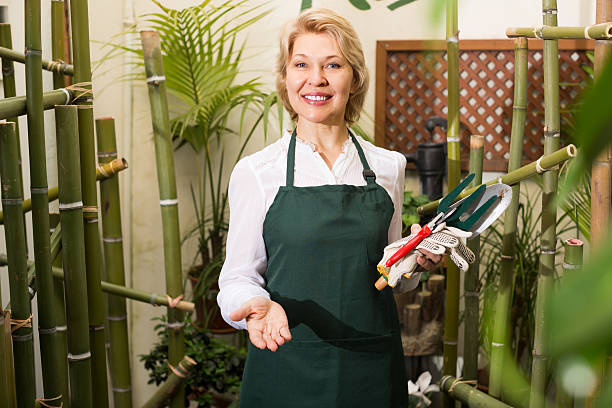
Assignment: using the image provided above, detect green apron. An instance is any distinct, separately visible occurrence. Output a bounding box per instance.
[240,129,407,407]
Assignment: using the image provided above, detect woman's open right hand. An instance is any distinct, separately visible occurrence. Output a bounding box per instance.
[230,296,292,351]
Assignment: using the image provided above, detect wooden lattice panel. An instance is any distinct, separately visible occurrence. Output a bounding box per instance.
[376,40,593,171]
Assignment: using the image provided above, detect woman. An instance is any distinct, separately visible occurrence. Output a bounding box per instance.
[217,8,440,407]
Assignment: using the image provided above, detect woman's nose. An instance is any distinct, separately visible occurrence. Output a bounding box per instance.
[307,67,328,86]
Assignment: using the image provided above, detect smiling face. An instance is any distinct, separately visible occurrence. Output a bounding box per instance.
[284,33,354,127]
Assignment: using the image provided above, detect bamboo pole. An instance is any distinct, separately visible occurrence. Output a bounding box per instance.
[141,30,186,408]
[55,105,93,406]
[49,213,70,408]
[0,157,128,224]
[440,376,512,408]
[444,2,461,403]
[0,88,71,120]
[529,1,561,406]
[555,238,583,408]
[1,255,196,313]
[69,1,109,399]
[0,308,18,408]
[506,23,612,39]
[0,45,73,75]
[97,117,133,407]
[591,1,610,390]
[463,135,484,383]
[488,37,529,399]
[142,356,197,408]
[417,144,577,215]
[24,0,63,402]
[0,122,37,407]
[51,0,66,90]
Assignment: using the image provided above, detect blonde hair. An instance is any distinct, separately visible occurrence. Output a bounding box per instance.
[276,8,369,126]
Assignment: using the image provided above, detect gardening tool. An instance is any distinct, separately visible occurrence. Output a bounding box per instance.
[375,176,512,290]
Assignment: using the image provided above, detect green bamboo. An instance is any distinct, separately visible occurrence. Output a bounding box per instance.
[529,1,561,406]
[1,254,196,313]
[51,0,66,90]
[24,0,63,402]
[0,158,128,224]
[69,0,109,399]
[463,134,484,383]
[444,2,461,405]
[0,45,73,75]
[440,376,512,408]
[0,308,18,408]
[97,117,133,407]
[555,239,583,408]
[488,37,529,400]
[141,30,185,408]
[506,23,612,39]
[142,356,197,408]
[0,122,36,407]
[49,213,70,408]
[417,144,577,215]
[0,88,71,120]
[55,105,93,406]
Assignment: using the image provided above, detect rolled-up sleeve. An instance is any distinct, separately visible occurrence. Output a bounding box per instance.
[217,159,270,330]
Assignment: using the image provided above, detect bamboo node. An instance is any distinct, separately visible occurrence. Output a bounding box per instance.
[1,198,22,205]
[38,326,58,335]
[90,324,105,331]
[167,321,185,330]
[444,340,458,346]
[491,341,505,348]
[60,88,71,104]
[59,200,83,211]
[24,48,42,56]
[169,363,188,378]
[112,386,132,393]
[107,315,127,321]
[56,325,67,332]
[103,236,123,243]
[448,377,477,393]
[31,186,49,194]
[97,151,117,159]
[10,314,32,333]
[35,395,63,408]
[542,8,557,15]
[146,75,166,85]
[541,248,556,255]
[501,254,513,260]
[67,351,91,362]
[166,294,184,308]
[464,291,479,297]
[447,136,460,143]
[160,198,178,206]
[563,262,581,270]
[544,130,560,138]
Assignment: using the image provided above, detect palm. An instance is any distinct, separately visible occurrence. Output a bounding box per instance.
[231,297,291,351]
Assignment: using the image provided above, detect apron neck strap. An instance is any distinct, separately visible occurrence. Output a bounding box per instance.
[286,128,376,187]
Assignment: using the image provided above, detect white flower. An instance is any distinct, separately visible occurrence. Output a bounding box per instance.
[408,371,440,407]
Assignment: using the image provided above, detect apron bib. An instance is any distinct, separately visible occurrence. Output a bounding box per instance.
[240,130,407,408]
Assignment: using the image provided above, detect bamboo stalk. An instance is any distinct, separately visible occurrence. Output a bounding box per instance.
[529,1,561,406]
[463,135,484,383]
[51,0,66,90]
[555,238,584,408]
[417,144,577,215]
[0,45,73,75]
[0,157,128,224]
[0,122,37,407]
[24,0,63,402]
[444,2,461,404]
[141,30,186,408]
[506,23,612,39]
[142,356,197,408]
[1,255,196,313]
[0,308,18,408]
[0,88,71,120]
[97,117,133,407]
[440,376,512,408]
[55,105,93,406]
[488,37,529,400]
[49,213,70,408]
[69,0,109,399]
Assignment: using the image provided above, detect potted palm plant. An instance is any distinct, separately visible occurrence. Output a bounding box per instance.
[111,0,282,330]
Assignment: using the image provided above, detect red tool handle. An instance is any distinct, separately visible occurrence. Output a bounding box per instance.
[385,225,432,267]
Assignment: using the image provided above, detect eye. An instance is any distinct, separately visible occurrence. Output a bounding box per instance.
[326,63,341,69]
[295,62,306,68]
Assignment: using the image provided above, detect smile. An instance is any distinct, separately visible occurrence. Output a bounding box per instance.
[303,95,331,101]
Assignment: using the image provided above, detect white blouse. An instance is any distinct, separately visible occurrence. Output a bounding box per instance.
[217,130,420,330]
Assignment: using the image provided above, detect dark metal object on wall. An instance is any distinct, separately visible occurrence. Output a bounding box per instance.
[404,116,447,200]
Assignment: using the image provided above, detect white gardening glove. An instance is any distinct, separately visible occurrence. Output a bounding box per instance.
[377,223,476,288]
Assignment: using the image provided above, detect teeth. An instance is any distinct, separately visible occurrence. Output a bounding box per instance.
[304,95,329,101]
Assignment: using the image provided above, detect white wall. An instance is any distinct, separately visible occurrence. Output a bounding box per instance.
[0,0,595,405]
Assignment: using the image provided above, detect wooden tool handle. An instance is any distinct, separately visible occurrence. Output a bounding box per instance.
[385,225,431,267]
[375,276,388,291]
